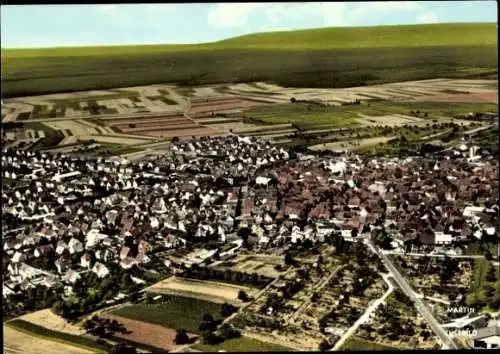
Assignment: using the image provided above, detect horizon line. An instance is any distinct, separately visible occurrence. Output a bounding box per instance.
[1,21,495,51]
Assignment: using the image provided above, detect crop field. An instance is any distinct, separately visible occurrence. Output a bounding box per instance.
[309,136,396,152]
[2,23,496,97]
[145,276,258,304]
[192,336,294,352]
[99,314,175,352]
[235,98,498,131]
[109,294,223,333]
[226,78,498,106]
[3,324,97,354]
[18,309,85,336]
[188,97,268,117]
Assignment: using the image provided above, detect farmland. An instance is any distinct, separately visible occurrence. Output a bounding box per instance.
[109,293,223,333]
[2,23,497,97]
[3,324,97,354]
[98,313,175,352]
[145,276,258,304]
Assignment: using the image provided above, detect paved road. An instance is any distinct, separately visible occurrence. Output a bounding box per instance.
[367,240,459,349]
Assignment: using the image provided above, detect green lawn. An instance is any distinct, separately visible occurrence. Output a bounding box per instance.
[1,23,496,97]
[192,336,294,352]
[110,294,223,333]
[340,336,398,351]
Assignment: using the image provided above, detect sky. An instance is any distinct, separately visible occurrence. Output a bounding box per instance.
[1,1,497,48]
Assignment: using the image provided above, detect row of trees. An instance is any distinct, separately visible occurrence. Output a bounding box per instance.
[182,265,272,289]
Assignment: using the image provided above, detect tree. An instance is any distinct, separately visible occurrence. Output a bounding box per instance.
[175,328,190,345]
[486,266,497,282]
[238,290,249,302]
[484,284,496,298]
[485,249,493,261]
[201,330,220,345]
[218,323,241,340]
[319,340,332,351]
[284,252,295,266]
[290,97,297,103]
[221,303,237,317]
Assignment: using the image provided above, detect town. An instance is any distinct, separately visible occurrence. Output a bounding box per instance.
[2,133,499,352]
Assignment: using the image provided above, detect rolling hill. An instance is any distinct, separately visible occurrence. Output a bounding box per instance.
[1,22,497,97]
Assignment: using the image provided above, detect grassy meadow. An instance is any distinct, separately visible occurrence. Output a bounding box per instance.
[109,294,223,333]
[1,23,497,97]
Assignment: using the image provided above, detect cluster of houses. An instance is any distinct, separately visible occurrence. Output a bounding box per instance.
[1,137,498,304]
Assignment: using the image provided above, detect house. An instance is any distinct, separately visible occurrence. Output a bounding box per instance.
[120,257,137,269]
[68,238,84,254]
[92,262,110,278]
[62,270,81,284]
[81,253,92,268]
[56,240,69,255]
[12,251,25,263]
[34,244,55,258]
[474,325,500,349]
[120,246,131,260]
[434,231,453,245]
[54,257,70,273]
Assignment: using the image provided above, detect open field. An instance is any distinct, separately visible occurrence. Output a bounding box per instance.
[213,255,287,279]
[3,325,97,354]
[99,314,175,352]
[18,309,85,336]
[4,320,112,353]
[192,336,294,352]
[2,23,496,97]
[145,276,258,303]
[413,91,498,104]
[309,136,395,152]
[109,294,223,333]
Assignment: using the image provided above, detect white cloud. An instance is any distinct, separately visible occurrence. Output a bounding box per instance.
[417,11,439,24]
[207,2,346,29]
[97,5,118,13]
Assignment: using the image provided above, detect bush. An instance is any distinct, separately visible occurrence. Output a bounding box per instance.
[175,328,190,345]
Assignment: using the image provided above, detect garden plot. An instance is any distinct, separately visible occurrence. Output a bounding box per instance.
[145,277,258,304]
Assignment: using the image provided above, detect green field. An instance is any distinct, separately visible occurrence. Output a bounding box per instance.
[1,23,497,97]
[109,294,223,333]
[340,336,398,351]
[237,101,498,130]
[192,336,294,352]
[6,319,111,353]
